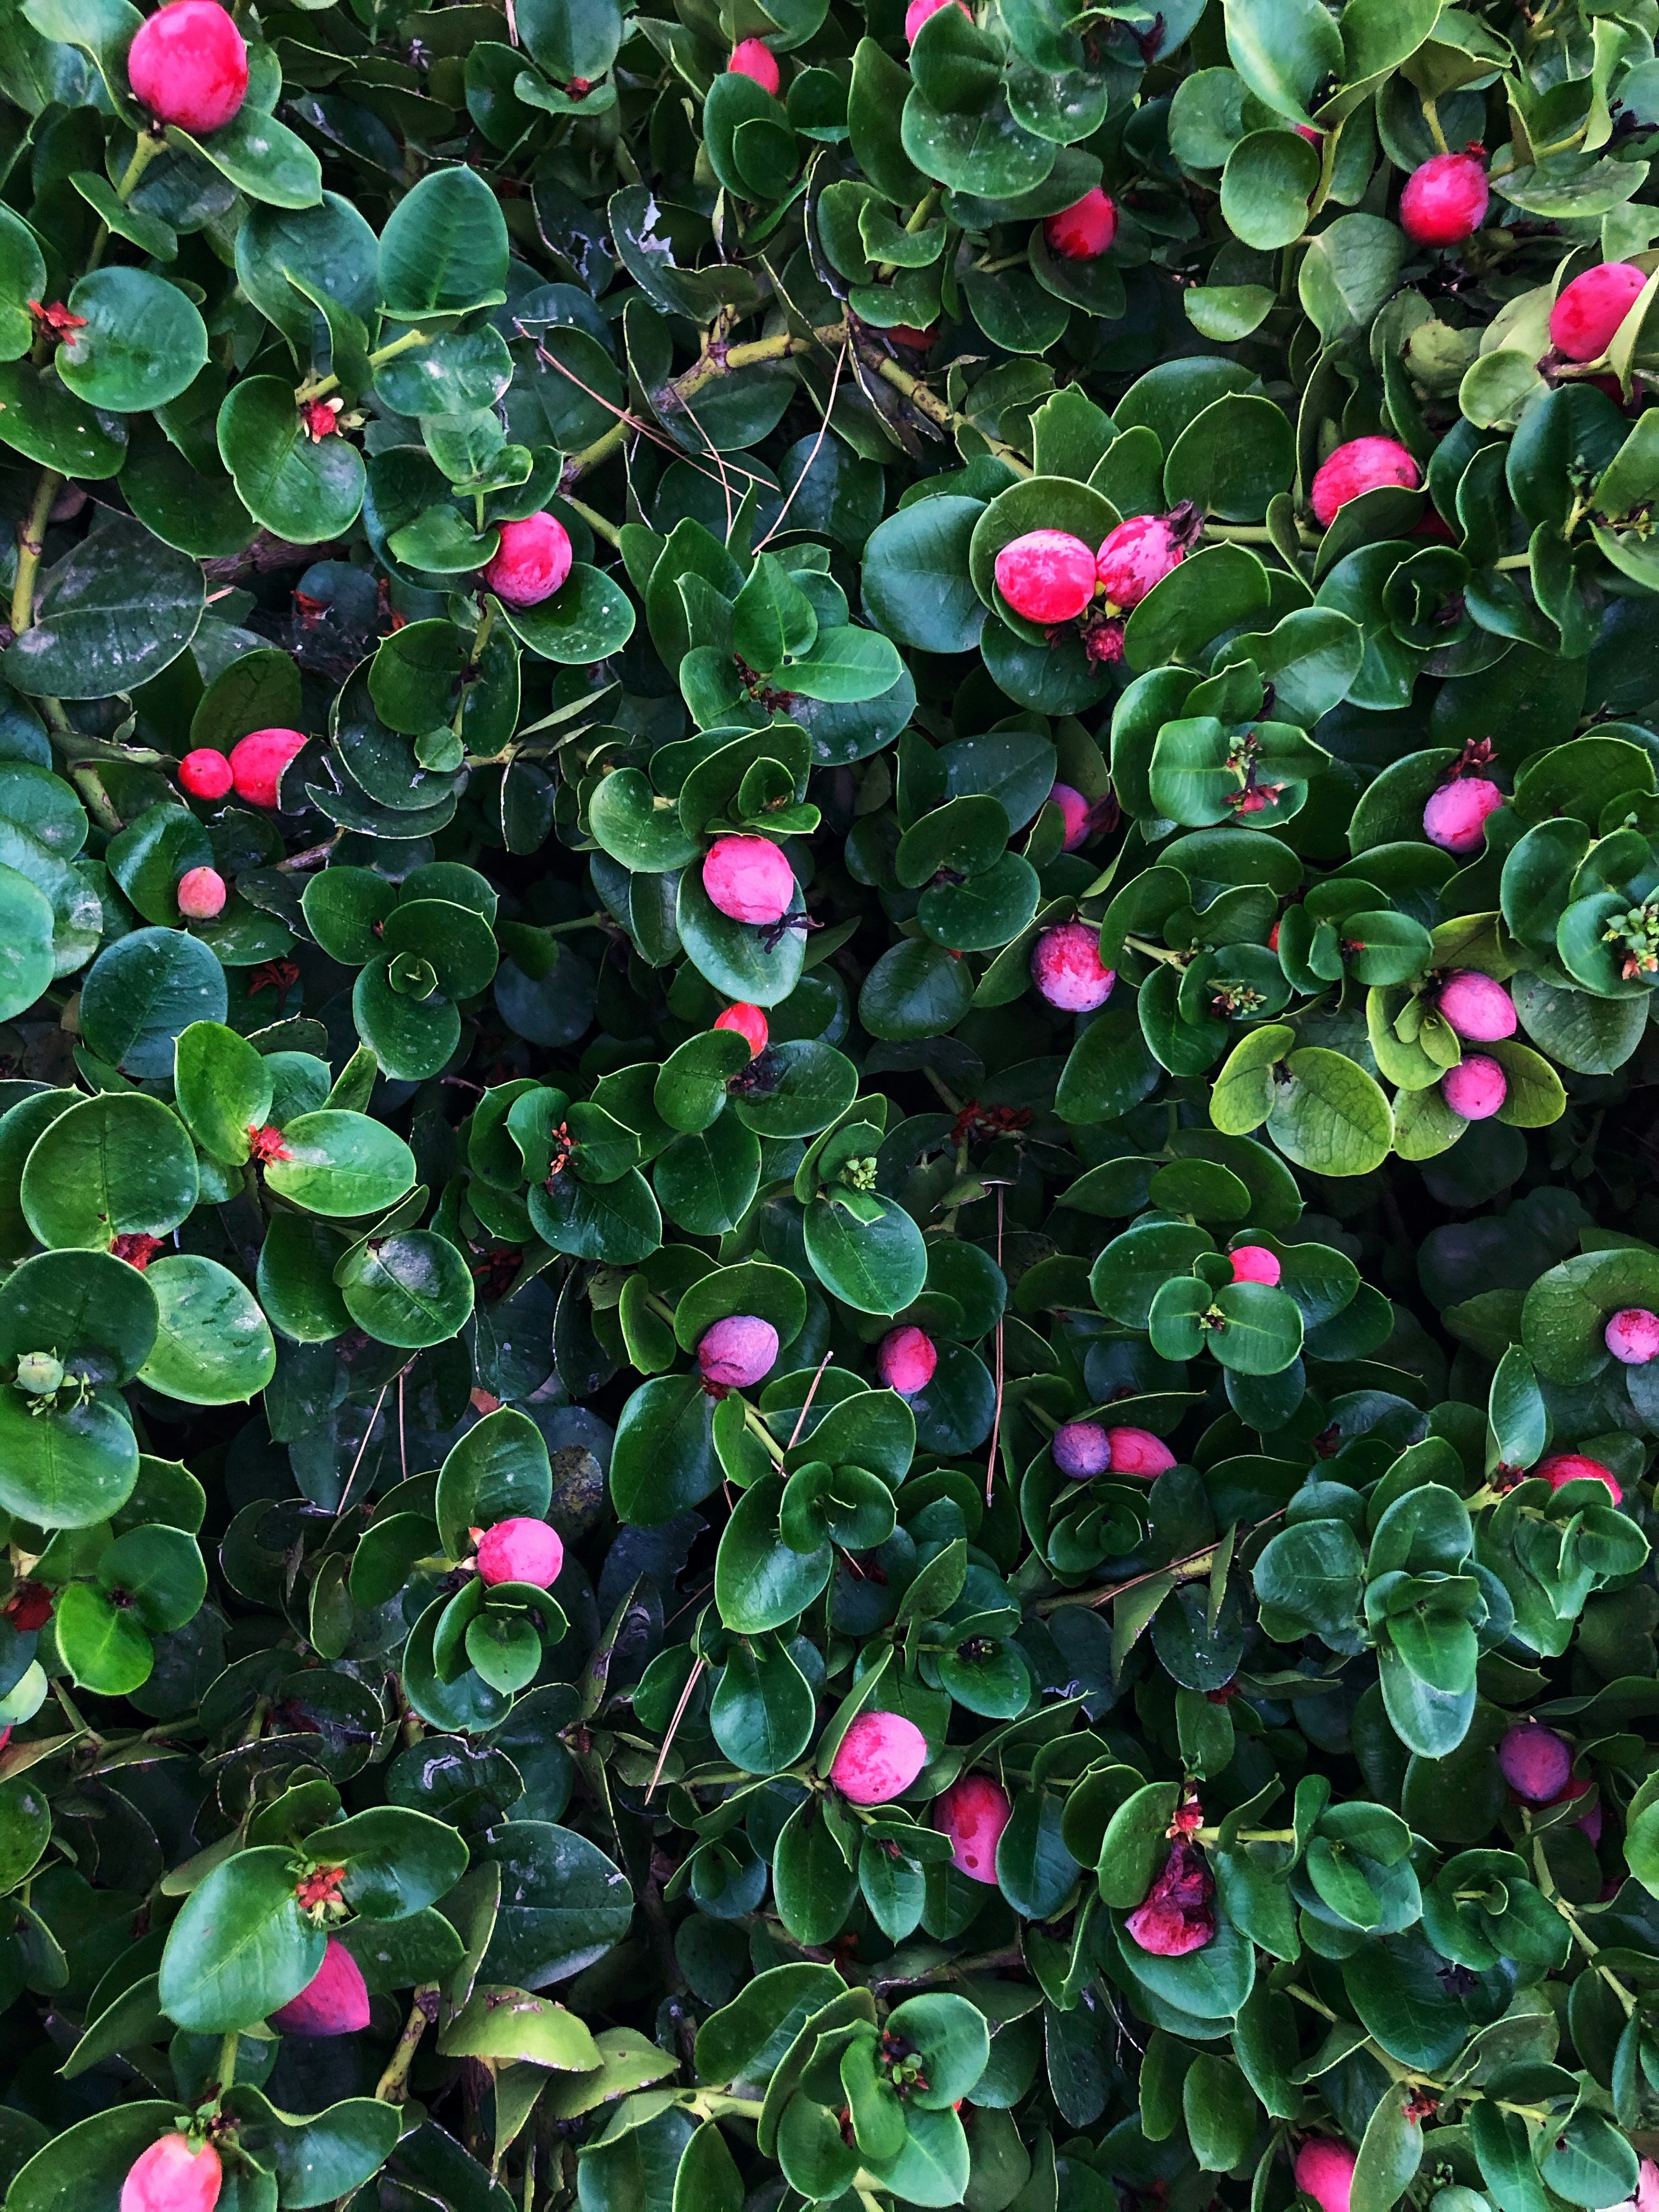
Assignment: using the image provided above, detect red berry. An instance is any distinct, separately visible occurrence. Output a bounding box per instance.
[1125,1838,1215,1956]
[1295,2141,1356,2212]
[1053,1420,1110,1478]
[482,513,573,607]
[1498,1721,1572,1803]
[1031,921,1115,1012]
[697,1314,778,1389]
[1537,1451,1622,1503]
[121,2136,223,2212]
[1309,436,1421,527]
[127,2,248,135]
[176,866,226,921]
[1442,1054,1506,1120]
[1047,783,1092,851]
[1550,263,1647,363]
[728,37,779,91]
[905,0,971,38]
[1295,125,1323,146]
[702,834,795,926]
[1398,151,1488,247]
[1437,970,1515,1041]
[877,1325,936,1396]
[713,1002,768,1057]
[1558,1776,1604,1847]
[994,529,1097,624]
[1229,1244,1280,1286]
[1095,506,1200,610]
[830,1710,928,1804]
[229,726,306,810]
[1107,1425,1176,1476]
[1606,1308,1659,1365]
[178,748,233,801]
[270,1938,371,2036]
[1423,776,1503,855]
[476,1517,563,1588]
[933,1774,1012,1882]
[1043,188,1117,261]
[886,323,939,349]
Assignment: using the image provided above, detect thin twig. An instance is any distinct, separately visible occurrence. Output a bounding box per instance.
[987,1183,1006,1507]
[1032,1508,1288,1616]
[757,342,848,552]
[786,1349,836,1449]
[646,1655,707,1800]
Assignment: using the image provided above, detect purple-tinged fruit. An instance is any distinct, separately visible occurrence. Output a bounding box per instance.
[1031,922,1115,1012]
[1423,777,1504,855]
[702,834,795,926]
[1125,1838,1215,1955]
[1442,1054,1506,1120]
[1053,1420,1111,1478]
[1295,2140,1357,2212]
[1108,1426,1176,1476]
[933,1774,1012,1881]
[830,1710,928,1804]
[877,1325,936,1396]
[1498,1721,1572,1804]
[1437,970,1516,1041]
[270,1938,371,2035]
[1606,1308,1659,1365]
[696,1314,779,1391]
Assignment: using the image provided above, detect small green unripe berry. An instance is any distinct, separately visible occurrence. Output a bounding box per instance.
[14,1352,62,1396]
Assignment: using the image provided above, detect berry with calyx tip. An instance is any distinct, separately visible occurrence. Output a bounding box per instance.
[229,727,306,809]
[127,2,248,135]
[1053,1420,1110,1478]
[714,1002,768,1057]
[121,2135,223,2212]
[1498,1720,1572,1803]
[877,1325,936,1396]
[177,866,226,921]
[178,748,233,802]
[1442,1054,1506,1120]
[1437,970,1516,1041]
[1400,151,1489,247]
[703,834,795,926]
[13,1352,61,1396]
[1049,783,1092,850]
[1231,1245,1281,1286]
[1295,2140,1357,2212]
[727,36,779,91]
[482,513,573,607]
[1125,1838,1215,1955]
[1095,504,1202,610]
[697,1314,779,1390]
[1043,188,1118,261]
[994,529,1097,624]
[1550,263,1647,362]
[905,0,970,40]
[1423,776,1504,855]
[1310,436,1421,527]
[1031,922,1115,1012]
[1607,1307,1659,1365]
[476,1517,563,1588]
[270,1937,371,2035]
[1108,1425,1177,1476]
[1537,1451,1622,1503]
[933,1774,1012,1882]
[830,1709,928,1804]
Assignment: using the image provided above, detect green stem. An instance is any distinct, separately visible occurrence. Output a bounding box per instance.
[10,469,61,637]
[1493,552,1532,570]
[453,603,497,736]
[217,2032,240,2092]
[375,1985,441,2101]
[563,416,630,486]
[563,493,623,549]
[1206,520,1319,548]
[298,325,431,406]
[116,130,166,201]
[1532,1833,1637,2016]
[743,1402,787,1463]
[1422,97,1450,155]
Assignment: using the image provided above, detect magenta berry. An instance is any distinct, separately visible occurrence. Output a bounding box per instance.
[1537,1451,1622,1503]
[1094,506,1200,610]
[727,37,780,91]
[905,0,970,40]
[1550,263,1647,362]
[127,1,249,135]
[1423,776,1504,855]
[933,1773,1012,1882]
[229,727,306,810]
[1125,1838,1215,1956]
[1295,2140,1357,2212]
[1230,1244,1281,1286]
[1442,1054,1506,1121]
[713,1001,768,1057]
[476,1516,563,1588]
[1053,1420,1110,1479]
[1399,151,1489,247]
[1437,970,1516,1041]
[1606,1307,1659,1365]
[1309,436,1421,527]
[696,1314,778,1390]
[121,2137,223,2212]
[178,748,233,802]
[1031,922,1115,1012]
[482,514,573,607]
[1560,1776,1603,1847]
[176,866,227,921]
[877,1325,936,1396]
[994,529,1097,624]
[1048,783,1092,851]
[270,1937,371,2035]
[830,1709,928,1804]
[1498,1720,1573,1804]
[1108,1425,1176,1477]
[702,834,795,926]
[1043,189,1118,261]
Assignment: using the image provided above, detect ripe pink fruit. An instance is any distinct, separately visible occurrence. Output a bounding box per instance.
[696,1313,779,1390]
[178,748,233,802]
[994,530,1097,624]
[1498,1720,1572,1803]
[229,727,306,810]
[476,1517,563,1588]
[127,2,249,135]
[877,1325,936,1396]
[1125,1838,1215,1956]
[1031,922,1115,1012]
[1108,1426,1176,1477]
[1399,151,1489,247]
[1048,783,1092,851]
[1094,505,1201,610]
[1550,263,1647,362]
[270,1937,371,2035]
[728,36,780,91]
[702,834,795,926]
[1442,1054,1506,1120]
[1309,436,1421,527]
[1607,1307,1659,1365]
[1423,777,1504,855]
[121,2135,223,2212]
[1537,1451,1622,1503]
[713,1002,768,1057]
[905,0,970,40]
[830,1709,928,1804]
[1230,1245,1280,1286]
[1043,189,1118,261]
[176,866,226,921]
[933,1773,1012,1882]
[1295,2140,1357,2212]
[482,513,573,607]
[1437,970,1516,1041]
[1053,1420,1110,1478]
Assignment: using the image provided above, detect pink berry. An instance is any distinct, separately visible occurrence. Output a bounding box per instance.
[696,1313,779,1390]
[1031,921,1115,1012]
[702,834,795,926]
[1053,1420,1110,1479]
[1048,783,1092,851]
[1558,1776,1603,1847]
[1537,1452,1623,1504]
[1043,189,1118,261]
[830,1709,928,1804]
[1442,1054,1506,1121]
[713,1002,768,1057]
[176,866,226,921]
[933,1774,1012,1882]
[228,727,306,810]
[1230,1245,1280,1286]
[1399,151,1489,247]
[127,1,248,135]
[1295,125,1323,146]
[1309,436,1421,528]
[482,513,573,607]
[269,1938,371,2035]
[728,36,779,91]
[1094,506,1201,610]
[1437,970,1516,1041]
[1295,2141,1357,2212]
[1125,1838,1215,1956]
[121,2136,223,2212]
[994,529,1097,624]
[178,748,233,802]
[1606,1308,1659,1365]
[1108,1425,1176,1477]
[1423,776,1504,855]
[877,1325,936,1396]
[905,0,970,40]
[1550,263,1647,363]
[1498,1721,1572,1804]
[476,1517,563,1588]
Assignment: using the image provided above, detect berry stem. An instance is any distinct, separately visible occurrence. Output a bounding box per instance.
[1421,97,1450,154]
[297,325,432,407]
[116,129,166,203]
[10,467,60,637]
[216,2031,239,2091]
[1205,519,1318,546]
[562,492,623,549]
[374,1984,441,2102]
